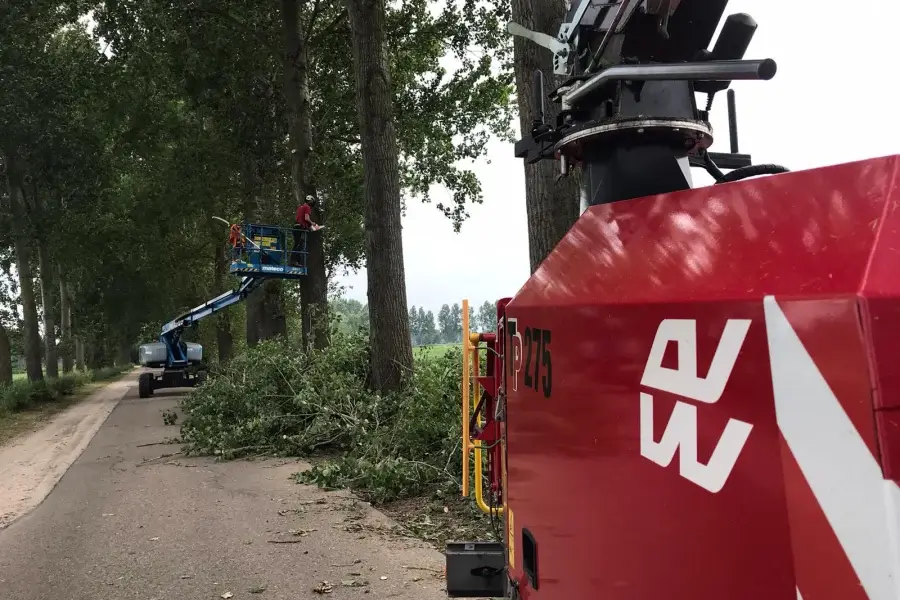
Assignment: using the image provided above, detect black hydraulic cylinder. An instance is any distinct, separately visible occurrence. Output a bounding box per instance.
[531,70,545,129]
[728,88,739,153]
[711,13,758,61]
[695,13,759,94]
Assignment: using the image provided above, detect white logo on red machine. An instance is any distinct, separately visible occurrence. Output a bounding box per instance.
[506,318,524,392]
[639,319,754,493]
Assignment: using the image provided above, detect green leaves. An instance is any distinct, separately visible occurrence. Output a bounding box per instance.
[179,332,465,504]
[1,0,516,360]
[388,0,515,230]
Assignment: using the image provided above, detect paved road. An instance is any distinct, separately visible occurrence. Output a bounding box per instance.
[0,373,446,600]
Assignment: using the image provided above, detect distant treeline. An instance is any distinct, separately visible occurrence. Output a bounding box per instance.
[330,298,497,346]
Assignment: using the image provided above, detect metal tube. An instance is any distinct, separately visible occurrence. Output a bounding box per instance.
[461,299,471,499]
[727,88,739,153]
[563,58,777,109]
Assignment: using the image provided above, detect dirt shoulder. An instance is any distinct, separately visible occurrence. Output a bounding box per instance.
[0,371,135,529]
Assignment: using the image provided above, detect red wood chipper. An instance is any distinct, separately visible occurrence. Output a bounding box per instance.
[445,2,900,599]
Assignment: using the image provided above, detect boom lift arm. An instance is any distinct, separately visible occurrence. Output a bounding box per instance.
[137,276,265,398]
[138,221,309,399]
[159,276,265,367]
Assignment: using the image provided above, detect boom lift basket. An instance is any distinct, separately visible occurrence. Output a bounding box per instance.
[229,222,309,279]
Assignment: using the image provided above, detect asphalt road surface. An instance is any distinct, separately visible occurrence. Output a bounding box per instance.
[0,371,447,600]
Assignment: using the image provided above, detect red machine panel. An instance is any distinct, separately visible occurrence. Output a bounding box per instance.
[502,156,900,600]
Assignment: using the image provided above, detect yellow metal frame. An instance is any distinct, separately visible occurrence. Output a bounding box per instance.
[461,298,504,516]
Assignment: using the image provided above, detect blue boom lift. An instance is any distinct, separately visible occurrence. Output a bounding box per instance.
[137,222,310,399]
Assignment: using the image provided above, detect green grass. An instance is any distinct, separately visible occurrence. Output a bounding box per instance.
[413,343,461,359]
[0,366,133,446]
[0,383,101,446]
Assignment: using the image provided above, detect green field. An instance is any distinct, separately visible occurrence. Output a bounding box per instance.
[413,343,461,359]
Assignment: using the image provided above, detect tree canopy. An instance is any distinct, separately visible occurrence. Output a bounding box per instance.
[0,0,515,383]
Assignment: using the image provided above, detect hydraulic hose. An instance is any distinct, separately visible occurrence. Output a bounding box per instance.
[715,164,790,184]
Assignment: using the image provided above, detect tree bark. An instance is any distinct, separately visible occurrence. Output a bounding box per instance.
[75,336,85,371]
[0,321,12,386]
[257,280,287,342]
[511,0,581,272]
[242,156,262,346]
[116,341,132,366]
[214,241,234,362]
[241,155,288,346]
[58,264,73,372]
[281,0,330,351]
[37,244,58,377]
[4,151,43,382]
[345,0,413,392]
[31,187,59,379]
[87,339,103,370]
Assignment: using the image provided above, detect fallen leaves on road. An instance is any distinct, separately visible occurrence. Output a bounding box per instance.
[313,581,334,594]
[137,452,183,467]
[221,592,234,599]
[331,559,363,567]
[341,579,369,588]
[404,565,443,574]
[248,584,268,593]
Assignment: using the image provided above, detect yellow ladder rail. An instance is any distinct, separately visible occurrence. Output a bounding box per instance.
[461,299,503,516]
[462,299,471,498]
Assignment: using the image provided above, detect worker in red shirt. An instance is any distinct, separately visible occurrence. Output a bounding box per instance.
[295,195,319,230]
[291,195,320,266]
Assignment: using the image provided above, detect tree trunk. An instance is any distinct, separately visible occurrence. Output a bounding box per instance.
[87,339,103,370]
[242,157,262,346]
[37,244,59,378]
[214,241,234,362]
[300,217,329,350]
[58,264,73,372]
[5,152,43,382]
[241,156,287,346]
[116,341,131,366]
[32,186,59,379]
[511,0,581,272]
[281,0,330,351]
[75,337,85,371]
[345,0,413,392]
[0,321,12,386]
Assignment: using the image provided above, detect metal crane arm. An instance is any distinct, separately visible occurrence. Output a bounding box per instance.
[161,276,264,336]
[159,276,265,367]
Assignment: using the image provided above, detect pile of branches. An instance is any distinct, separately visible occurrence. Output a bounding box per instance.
[179,335,464,503]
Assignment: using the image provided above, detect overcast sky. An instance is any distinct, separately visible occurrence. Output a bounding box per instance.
[336,0,900,314]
